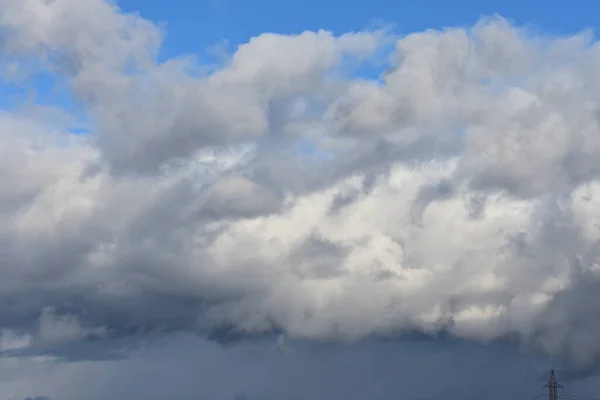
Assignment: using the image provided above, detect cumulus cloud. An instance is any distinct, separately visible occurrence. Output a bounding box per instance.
[2,0,600,377]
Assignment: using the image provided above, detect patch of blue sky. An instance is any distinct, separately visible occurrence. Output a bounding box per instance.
[295,136,336,161]
[118,0,600,66]
[0,58,89,134]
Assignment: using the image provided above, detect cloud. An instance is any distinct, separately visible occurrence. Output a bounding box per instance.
[2,0,600,378]
[36,307,106,346]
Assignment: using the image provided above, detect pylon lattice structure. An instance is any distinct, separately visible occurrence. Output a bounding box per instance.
[544,370,563,400]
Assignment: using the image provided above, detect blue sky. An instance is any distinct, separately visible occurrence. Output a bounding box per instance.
[118,0,600,62]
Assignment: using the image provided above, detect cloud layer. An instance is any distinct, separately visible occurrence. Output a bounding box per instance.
[2,0,600,375]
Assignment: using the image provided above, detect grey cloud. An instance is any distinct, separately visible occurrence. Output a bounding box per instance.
[3,0,600,380]
[410,178,455,224]
[199,174,285,219]
[36,307,106,347]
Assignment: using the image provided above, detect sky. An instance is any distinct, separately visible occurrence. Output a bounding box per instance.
[4,0,600,399]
